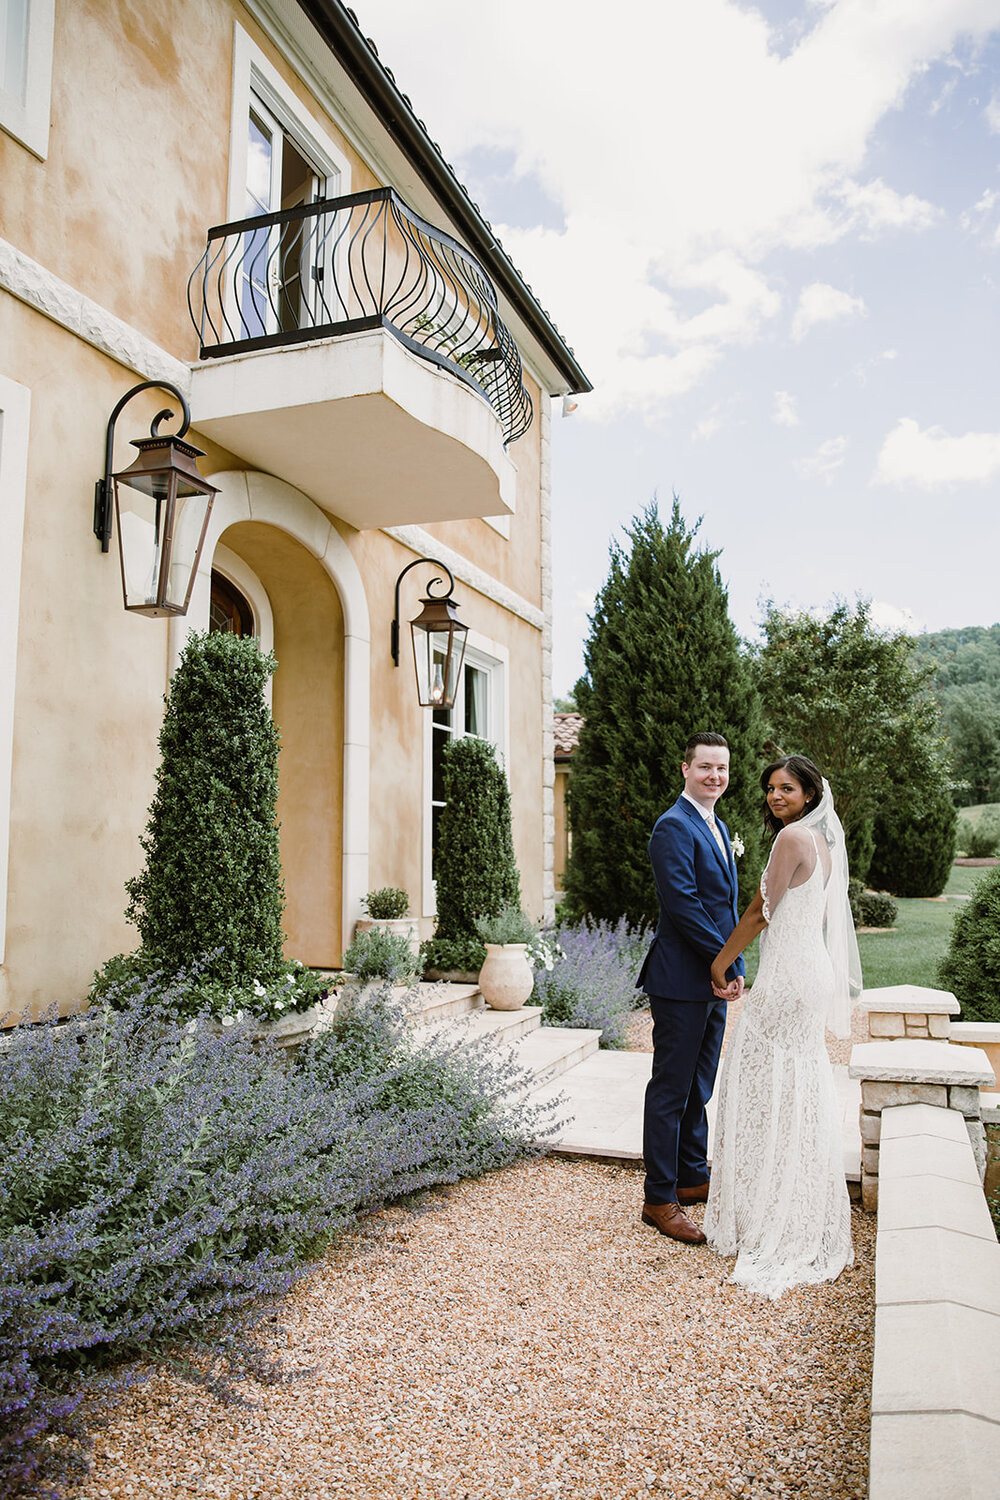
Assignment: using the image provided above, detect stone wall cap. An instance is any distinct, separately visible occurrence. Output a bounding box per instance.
[951,1022,1000,1042]
[859,986,960,1016]
[981,1091,1000,1125]
[878,1102,972,1143]
[849,1039,994,1086]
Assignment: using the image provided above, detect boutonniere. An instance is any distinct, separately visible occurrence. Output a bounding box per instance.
[731,833,745,860]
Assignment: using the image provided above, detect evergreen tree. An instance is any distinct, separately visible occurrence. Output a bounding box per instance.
[563,499,765,926]
[939,864,1000,1022]
[125,631,286,982]
[868,780,957,897]
[756,600,947,882]
[433,736,521,943]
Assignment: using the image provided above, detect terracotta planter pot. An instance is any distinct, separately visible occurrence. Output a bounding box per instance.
[477,943,534,1011]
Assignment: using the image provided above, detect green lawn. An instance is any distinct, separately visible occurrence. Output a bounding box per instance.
[957,802,1000,828]
[945,863,994,898]
[740,861,990,993]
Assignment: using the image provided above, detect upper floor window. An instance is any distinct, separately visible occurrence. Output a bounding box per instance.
[241,95,328,340]
[0,0,53,158]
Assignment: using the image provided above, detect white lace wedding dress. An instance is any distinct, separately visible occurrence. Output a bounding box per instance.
[703,833,854,1299]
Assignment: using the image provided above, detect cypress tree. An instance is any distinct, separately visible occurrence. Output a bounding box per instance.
[563,499,764,926]
[125,630,286,982]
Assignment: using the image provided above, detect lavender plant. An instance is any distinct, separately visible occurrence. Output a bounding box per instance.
[531,916,652,1049]
[0,981,551,1497]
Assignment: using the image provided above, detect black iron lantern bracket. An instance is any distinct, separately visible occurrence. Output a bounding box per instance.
[93,380,191,552]
[390,556,458,666]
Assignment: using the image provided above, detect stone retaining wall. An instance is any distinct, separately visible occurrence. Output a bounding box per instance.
[868,1102,1000,1499]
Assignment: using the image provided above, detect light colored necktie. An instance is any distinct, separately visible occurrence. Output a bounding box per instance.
[707,814,726,858]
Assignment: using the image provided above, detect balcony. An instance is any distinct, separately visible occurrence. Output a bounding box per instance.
[186,188,532,529]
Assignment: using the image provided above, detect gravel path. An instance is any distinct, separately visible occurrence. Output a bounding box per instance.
[75,1158,874,1500]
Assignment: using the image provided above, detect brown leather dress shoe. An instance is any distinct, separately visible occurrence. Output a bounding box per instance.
[677,1180,710,1204]
[641,1201,707,1245]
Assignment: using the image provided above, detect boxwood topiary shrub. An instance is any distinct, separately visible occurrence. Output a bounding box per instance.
[431,736,521,953]
[939,864,1000,1022]
[858,891,898,928]
[91,631,313,1023]
[868,785,957,898]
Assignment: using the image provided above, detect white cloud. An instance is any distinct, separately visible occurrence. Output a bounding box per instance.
[795,435,848,482]
[353,0,997,417]
[852,348,898,386]
[791,282,866,341]
[874,416,1000,488]
[692,407,726,442]
[986,93,1000,132]
[773,391,800,427]
[961,187,1000,245]
[870,600,927,635]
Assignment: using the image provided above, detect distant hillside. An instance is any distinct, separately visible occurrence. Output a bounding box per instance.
[910,625,1000,804]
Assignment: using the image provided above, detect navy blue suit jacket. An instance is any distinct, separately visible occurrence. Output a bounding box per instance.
[637,795,744,1002]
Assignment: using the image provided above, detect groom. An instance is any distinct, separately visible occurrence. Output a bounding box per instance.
[636,732,744,1245]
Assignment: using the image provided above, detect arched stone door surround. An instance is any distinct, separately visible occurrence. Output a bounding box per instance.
[168,471,370,944]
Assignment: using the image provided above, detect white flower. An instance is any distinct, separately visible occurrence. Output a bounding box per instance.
[253,980,267,997]
[236,1010,246,1021]
[274,1000,286,1012]
[732,833,745,860]
[185,1020,198,1034]
[285,973,296,986]
[221,1016,235,1027]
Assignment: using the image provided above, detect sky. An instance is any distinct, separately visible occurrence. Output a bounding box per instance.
[352,0,1000,697]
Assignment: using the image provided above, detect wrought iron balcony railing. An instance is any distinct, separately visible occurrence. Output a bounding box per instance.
[188,186,533,446]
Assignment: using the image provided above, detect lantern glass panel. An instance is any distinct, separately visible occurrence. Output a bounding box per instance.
[116,472,173,611]
[164,484,214,611]
[412,624,467,708]
[115,470,214,616]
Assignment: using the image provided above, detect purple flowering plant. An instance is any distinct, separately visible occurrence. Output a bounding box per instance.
[0,979,552,1496]
[530,916,652,1048]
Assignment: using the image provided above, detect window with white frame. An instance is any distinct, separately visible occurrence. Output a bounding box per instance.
[0,0,54,158]
[423,640,508,916]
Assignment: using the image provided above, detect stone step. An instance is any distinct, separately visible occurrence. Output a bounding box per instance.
[409,981,484,1026]
[515,1024,602,1090]
[413,1003,545,1053]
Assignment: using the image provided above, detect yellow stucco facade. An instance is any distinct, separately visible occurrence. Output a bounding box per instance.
[0,0,585,1019]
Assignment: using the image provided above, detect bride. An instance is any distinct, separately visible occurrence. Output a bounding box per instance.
[703,755,862,1299]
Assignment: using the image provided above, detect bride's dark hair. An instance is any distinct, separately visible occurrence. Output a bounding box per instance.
[760,755,825,838]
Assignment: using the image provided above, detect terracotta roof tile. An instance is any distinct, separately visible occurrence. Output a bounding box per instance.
[553,712,583,759]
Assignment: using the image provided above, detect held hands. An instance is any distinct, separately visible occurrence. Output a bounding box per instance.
[711,960,743,1001]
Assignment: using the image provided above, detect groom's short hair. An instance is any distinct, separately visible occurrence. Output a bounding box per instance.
[684,731,729,759]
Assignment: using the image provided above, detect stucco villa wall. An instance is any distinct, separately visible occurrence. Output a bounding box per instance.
[0,0,382,366]
[2,0,553,1015]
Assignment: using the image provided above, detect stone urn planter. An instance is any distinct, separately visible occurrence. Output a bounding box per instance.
[354,915,420,958]
[478,943,534,1011]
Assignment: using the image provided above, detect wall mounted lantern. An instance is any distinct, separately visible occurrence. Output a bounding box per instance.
[93,380,218,617]
[391,557,469,709]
